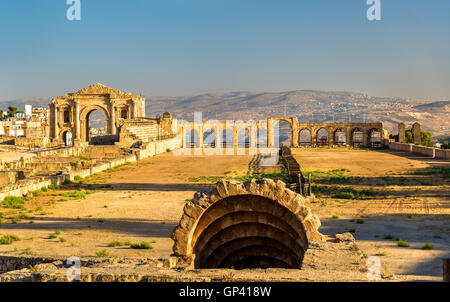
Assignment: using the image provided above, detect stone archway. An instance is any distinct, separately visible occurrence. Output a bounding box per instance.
[171,179,324,269]
[79,105,110,142]
[49,83,146,144]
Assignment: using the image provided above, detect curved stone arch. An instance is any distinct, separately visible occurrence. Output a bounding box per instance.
[297,128,312,146]
[59,127,74,146]
[333,127,347,146]
[184,127,200,148]
[270,118,294,147]
[50,84,146,143]
[79,104,111,142]
[316,127,329,146]
[350,127,364,147]
[202,128,216,147]
[171,179,324,269]
[368,127,382,147]
[256,127,268,147]
[59,126,73,140]
[236,127,251,147]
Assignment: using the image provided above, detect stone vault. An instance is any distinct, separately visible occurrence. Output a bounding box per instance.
[171,179,324,269]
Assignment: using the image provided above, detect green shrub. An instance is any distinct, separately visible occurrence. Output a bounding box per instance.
[384,234,394,240]
[331,215,340,219]
[397,239,410,247]
[107,240,124,247]
[31,190,41,197]
[2,196,27,209]
[95,249,110,257]
[74,176,83,182]
[130,242,153,249]
[331,192,355,199]
[63,179,72,185]
[48,231,61,239]
[359,189,378,197]
[22,248,33,255]
[0,235,21,245]
[166,148,171,152]
[421,243,434,250]
[355,219,365,224]
[48,184,60,190]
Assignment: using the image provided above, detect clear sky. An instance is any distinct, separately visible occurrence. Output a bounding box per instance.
[1,0,449,100]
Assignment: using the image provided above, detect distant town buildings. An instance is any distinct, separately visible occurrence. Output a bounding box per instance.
[0,105,49,137]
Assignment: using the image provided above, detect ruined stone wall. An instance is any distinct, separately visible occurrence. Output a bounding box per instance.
[135,137,178,160]
[412,145,436,157]
[389,142,450,159]
[0,152,137,201]
[0,172,18,186]
[435,149,450,160]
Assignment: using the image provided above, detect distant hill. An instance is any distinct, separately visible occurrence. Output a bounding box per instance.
[1,90,448,137]
[413,101,450,111]
[146,90,449,137]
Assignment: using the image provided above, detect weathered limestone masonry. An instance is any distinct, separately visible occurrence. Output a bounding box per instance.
[172,179,324,269]
[390,122,450,159]
[398,122,406,143]
[0,136,179,201]
[49,83,146,144]
[0,151,136,201]
[389,142,450,159]
[0,236,369,281]
[179,119,387,148]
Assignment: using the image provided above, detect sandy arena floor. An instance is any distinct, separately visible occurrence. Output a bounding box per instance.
[0,148,448,281]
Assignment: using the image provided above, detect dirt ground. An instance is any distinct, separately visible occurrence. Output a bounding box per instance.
[0,148,449,281]
[292,148,450,281]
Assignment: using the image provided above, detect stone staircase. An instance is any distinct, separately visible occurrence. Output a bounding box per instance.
[119,120,174,148]
[280,146,307,195]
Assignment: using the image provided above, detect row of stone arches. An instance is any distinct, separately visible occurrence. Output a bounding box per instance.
[186,128,269,148]
[182,125,383,148]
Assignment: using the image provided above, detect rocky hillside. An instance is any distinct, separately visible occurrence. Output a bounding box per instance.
[147,91,449,137]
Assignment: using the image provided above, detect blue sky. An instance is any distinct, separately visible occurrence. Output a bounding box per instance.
[1,0,449,100]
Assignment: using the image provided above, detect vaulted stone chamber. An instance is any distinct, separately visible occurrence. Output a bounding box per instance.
[171,179,324,269]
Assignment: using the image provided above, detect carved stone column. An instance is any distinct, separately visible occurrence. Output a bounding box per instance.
[74,100,80,140]
[398,123,406,143]
[53,104,59,139]
[111,102,116,135]
[412,122,421,145]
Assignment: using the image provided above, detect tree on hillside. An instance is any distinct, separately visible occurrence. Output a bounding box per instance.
[0,110,4,121]
[405,129,433,147]
[420,130,433,147]
[7,106,18,117]
[441,141,450,149]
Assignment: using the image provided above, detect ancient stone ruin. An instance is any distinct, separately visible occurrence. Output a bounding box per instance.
[171,179,324,269]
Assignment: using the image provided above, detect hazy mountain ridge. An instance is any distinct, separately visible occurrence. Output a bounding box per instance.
[147,90,448,137]
[1,90,448,137]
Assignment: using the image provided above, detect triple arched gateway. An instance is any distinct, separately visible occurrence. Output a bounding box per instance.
[49,83,146,145]
[171,179,324,269]
[178,117,386,148]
